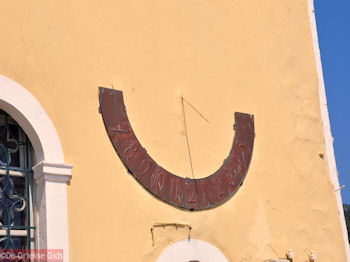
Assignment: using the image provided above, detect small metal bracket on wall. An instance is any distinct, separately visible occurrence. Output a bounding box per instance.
[150,223,192,246]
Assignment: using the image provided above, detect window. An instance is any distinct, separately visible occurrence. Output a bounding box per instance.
[157,239,229,262]
[0,110,35,250]
[0,75,72,261]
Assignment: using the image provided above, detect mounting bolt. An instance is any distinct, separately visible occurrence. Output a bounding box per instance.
[310,251,316,262]
[286,249,294,261]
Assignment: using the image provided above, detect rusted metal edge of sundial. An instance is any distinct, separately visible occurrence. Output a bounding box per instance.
[99,87,255,210]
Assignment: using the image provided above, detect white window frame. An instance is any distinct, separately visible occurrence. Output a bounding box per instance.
[0,75,73,262]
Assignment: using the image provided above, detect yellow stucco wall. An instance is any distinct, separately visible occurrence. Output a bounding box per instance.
[0,0,347,261]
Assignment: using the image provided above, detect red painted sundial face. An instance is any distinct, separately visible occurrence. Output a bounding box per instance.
[99,87,255,210]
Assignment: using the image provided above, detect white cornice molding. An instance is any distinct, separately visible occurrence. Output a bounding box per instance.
[33,162,73,184]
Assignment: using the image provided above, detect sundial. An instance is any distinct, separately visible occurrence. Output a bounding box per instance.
[99,87,254,210]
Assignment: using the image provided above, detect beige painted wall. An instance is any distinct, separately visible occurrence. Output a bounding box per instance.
[0,0,347,261]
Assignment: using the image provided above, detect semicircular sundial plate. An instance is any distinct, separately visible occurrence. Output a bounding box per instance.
[99,87,255,210]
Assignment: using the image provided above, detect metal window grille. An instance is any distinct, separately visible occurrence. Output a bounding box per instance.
[0,110,35,251]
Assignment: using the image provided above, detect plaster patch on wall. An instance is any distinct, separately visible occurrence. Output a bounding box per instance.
[249,198,272,259]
